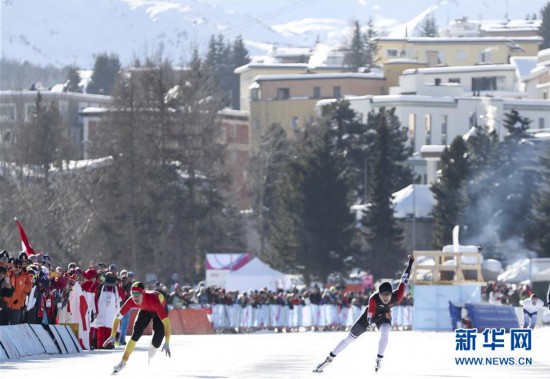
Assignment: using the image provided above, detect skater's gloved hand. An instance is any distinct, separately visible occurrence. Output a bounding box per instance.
[102,335,116,348]
[407,254,415,263]
[162,343,171,357]
[367,318,376,330]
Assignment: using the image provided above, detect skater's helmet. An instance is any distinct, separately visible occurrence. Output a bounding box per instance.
[378,282,392,294]
[131,281,145,294]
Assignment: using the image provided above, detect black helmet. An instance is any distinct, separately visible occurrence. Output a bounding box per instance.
[18,251,28,261]
[379,282,393,294]
[0,250,9,260]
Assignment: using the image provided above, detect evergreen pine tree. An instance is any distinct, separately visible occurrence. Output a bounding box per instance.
[419,14,439,37]
[229,35,250,109]
[65,66,81,93]
[458,124,499,248]
[16,92,70,177]
[364,18,379,71]
[321,99,369,201]
[267,148,305,274]
[431,136,469,248]
[268,125,355,282]
[539,1,550,50]
[361,107,410,277]
[343,20,367,72]
[530,147,550,257]
[87,53,121,95]
[205,34,250,109]
[249,122,291,258]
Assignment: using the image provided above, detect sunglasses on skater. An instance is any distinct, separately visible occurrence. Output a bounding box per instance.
[380,291,392,296]
[131,291,143,299]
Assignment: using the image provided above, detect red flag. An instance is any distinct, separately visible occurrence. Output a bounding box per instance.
[14,217,36,256]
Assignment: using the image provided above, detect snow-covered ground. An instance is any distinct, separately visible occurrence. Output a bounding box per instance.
[2,328,549,378]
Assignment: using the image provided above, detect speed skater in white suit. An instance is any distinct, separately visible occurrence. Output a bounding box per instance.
[314,255,414,374]
[521,294,545,329]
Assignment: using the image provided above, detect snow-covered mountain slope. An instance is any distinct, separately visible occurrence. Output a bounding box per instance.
[0,0,547,68]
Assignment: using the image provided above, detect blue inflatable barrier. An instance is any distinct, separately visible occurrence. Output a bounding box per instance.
[449,301,462,330]
[464,303,520,331]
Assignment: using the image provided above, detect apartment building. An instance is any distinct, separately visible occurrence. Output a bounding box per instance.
[344,94,549,184]
[235,63,344,112]
[523,48,550,99]
[0,89,112,160]
[375,36,542,67]
[249,72,386,154]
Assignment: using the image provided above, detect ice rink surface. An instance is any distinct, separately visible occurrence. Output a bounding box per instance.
[1,328,549,379]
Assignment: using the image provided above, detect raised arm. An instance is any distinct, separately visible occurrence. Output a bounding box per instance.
[395,255,415,302]
[400,255,415,285]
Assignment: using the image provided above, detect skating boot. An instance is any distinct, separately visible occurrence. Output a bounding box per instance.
[375,357,382,373]
[111,361,126,375]
[148,344,157,364]
[313,356,333,373]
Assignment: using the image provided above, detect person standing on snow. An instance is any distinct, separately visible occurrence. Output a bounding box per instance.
[314,255,414,374]
[104,281,172,374]
[521,294,545,329]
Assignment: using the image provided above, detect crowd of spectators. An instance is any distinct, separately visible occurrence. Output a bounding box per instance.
[0,248,138,349]
[1,247,417,339]
[162,281,414,311]
[483,281,533,306]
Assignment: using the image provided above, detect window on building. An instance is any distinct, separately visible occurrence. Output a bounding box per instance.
[425,114,432,145]
[250,88,260,101]
[408,113,416,150]
[276,88,290,100]
[387,49,398,57]
[1,129,13,145]
[58,100,69,118]
[333,86,341,98]
[24,103,35,122]
[449,78,461,84]
[313,87,321,99]
[469,112,477,127]
[480,49,492,63]
[0,103,16,122]
[441,115,448,145]
[471,77,496,91]
[539,118,545,129]
[291,116,299,130]
[435,78,441,86]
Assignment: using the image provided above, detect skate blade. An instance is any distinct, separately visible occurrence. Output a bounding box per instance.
[313,369,323,373]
